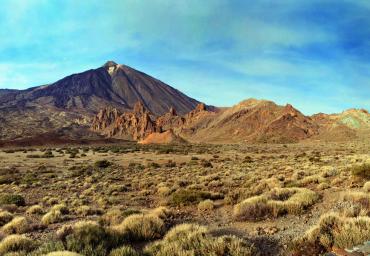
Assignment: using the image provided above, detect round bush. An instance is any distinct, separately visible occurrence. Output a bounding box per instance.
[0,194,25,206]
[0,235,35,254]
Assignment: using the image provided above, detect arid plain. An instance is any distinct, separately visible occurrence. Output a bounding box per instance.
[0,141,368,256]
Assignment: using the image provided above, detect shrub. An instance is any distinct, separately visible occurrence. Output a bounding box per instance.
[0,210,13,226]
[94,160,112,169]
[42,209,64,225]
[0,235,35,254]
[43,151,54,158]
[0,194,25,206]
[44,197,59,206]
[109,246,140,256]
[233,195,271,221]
[101,209,125,226]
[363,181,370,192]
[169,189,212,206]
[350,164,370,179]
[76,205,101,217]
[198,199,215,212]
[292,213,370,254]
[114,214,165,241]
[145,223,257,256]
[268,188,319,216]
[233,188,319,220]
[333,216,370,249]
[52,204,69,214]
[317,182,330,190]
[26,205,44,215]
[342,192,370,211]
[30,241,65,255]
[157,186,171,197]
[2,217,29,234]
[64,221,119,256]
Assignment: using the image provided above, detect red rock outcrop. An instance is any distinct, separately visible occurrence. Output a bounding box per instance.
[92,107,120,130]
[92,101,158,140]
[155,107,185,131]
[138,129,187,144]
[92,102,211,142]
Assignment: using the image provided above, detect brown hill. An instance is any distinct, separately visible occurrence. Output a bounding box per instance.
[138,130,187,144]
[310,109,370,141]
[175,99,319,143]
[92,99,321,143]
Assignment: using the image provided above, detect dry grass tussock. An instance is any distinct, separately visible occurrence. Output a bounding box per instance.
[112,207,171,241]
[292,213,370,255]
[144,223,257,256]
[233,187,319,220]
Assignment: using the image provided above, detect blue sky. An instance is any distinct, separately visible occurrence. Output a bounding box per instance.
[0,0,369,114]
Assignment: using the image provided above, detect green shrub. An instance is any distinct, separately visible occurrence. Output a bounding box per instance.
[94,160,112,169]
[169,189,212,206]
[43,151,54,158]
[29,241,65,255]
[64,221,119,256]
[351,164,370,179]
[0,194,25,206]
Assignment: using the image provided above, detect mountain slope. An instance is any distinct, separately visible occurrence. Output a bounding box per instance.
[0,61,200,140]
[92,99,320,143]
[177,99,319,143]
[0,61,199,115]
[311,109,370,141]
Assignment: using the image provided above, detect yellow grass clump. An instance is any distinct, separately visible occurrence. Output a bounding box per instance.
[233,188,319,220]
[292,213,370,254]
[198,199,215,212]
[145,223,257,256]
[0,210,13,226]
[0,235,35,254]
[2,217,30,234]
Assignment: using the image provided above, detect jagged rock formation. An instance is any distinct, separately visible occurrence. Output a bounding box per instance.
[155,107,185,131]
[91,107,120,130]
[91,102,159,140]
[91,101,211,142]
